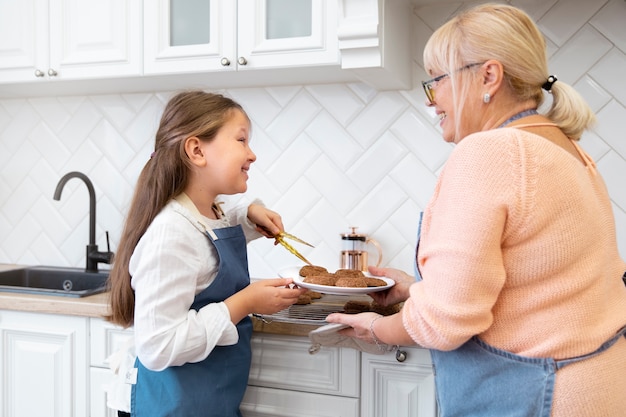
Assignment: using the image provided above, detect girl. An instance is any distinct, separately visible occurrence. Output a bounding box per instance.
[106,90,306,417]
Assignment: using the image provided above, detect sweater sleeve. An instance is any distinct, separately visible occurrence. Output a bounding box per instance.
[402,131,525,350]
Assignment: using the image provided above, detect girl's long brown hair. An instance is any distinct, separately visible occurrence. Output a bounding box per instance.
[105,90,247,327]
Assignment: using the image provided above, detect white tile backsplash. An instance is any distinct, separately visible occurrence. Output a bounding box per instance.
[1,0,626,274]
[538,0,607,46]
[589,48,626,108]
[549,25,612,85]
[590,0,626,54]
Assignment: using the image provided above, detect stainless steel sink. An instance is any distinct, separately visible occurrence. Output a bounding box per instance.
[0,266,109,298]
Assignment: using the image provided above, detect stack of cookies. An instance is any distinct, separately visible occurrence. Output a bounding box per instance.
[298,265,387,288]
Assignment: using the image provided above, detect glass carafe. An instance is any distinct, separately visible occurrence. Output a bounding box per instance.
[340,227,383,271]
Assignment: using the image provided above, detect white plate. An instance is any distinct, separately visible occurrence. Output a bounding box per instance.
[278,266,394,295]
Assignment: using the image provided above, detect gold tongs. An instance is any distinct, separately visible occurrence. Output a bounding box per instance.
[260,227,315,265]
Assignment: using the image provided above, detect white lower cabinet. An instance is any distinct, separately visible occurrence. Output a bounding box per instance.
[243,334,437,417]
[0,310,89,417]
[361,348,437,417]
[0,313,435,417]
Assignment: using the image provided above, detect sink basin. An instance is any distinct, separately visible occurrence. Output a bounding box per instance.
[0,266,109,298]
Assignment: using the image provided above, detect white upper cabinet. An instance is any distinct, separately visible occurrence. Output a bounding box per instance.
[0,0,412,97]
[0,0,142,83]
[144,0,339,75]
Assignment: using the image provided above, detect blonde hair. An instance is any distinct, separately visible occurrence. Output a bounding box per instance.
[106,90,248,327]
[423,3,595,140]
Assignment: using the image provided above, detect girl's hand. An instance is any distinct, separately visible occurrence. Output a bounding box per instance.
[246,278,308,315]
[248,204,284,238]
[225,278,307,323]
[367,265,415,306]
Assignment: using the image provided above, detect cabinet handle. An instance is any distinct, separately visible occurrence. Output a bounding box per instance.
[47,68,58,77]
[395,349,407,362]
[220,57,231,66]
[34,69,45,77]
[237,57,248,66]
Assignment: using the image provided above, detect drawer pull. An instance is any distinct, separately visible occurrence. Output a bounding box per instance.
[395,349,407,362]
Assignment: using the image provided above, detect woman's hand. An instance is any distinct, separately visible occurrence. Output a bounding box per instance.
[247,204,283,239]
[367,265,415,306]
[326,311,382,343]
[326,310,415,347]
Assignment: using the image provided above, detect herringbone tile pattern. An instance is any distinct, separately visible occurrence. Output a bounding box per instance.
[0,0,625,277]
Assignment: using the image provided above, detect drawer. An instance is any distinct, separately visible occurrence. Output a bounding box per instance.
[242,385,359,417]
[248,333,360,397]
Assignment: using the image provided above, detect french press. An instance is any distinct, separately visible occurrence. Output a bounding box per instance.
[340,227,383,272]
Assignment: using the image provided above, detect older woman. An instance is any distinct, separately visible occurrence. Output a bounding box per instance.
[327,4,626,416]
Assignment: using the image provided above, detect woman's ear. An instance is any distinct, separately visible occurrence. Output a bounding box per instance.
[482,60,504,92]
[184,136,206,167]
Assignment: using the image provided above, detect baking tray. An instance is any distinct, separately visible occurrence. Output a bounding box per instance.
[255,294,371,325]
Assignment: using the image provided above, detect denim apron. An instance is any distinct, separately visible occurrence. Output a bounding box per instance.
[131,225,253,417]
[413,213,626,417]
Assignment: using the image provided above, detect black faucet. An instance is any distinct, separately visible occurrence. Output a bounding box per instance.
[53,171,114,273]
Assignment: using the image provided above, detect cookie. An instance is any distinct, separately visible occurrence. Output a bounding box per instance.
[306,290,323,299]
[303,275,336,286]
[294,293,312,305]
[365,277,387,287]
[370,301,401,316]
[299,265,328,277]
[335,269,364,278]
[343,300,371,314]
[334,276,367,288]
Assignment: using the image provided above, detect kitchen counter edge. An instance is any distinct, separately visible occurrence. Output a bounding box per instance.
[0,264,317,337]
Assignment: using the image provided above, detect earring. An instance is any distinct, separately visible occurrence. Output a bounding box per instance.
[483,93,491,103]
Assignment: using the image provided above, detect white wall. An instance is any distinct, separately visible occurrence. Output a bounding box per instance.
[0,0,625,277]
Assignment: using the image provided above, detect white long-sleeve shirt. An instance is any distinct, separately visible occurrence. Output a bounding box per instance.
[129,196,263,371]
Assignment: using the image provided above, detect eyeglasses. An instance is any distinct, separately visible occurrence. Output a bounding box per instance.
[421,63,484,105]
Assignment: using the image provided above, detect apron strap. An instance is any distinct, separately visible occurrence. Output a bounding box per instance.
[556,325,626,370]
[174,193,219,240]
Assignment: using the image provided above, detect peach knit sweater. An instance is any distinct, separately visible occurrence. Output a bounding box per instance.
[402,127,626,416]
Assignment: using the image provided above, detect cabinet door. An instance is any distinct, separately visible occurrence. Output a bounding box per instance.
[48,0,142,79]
[144,0,236,74]
[361,348,436,417]
[0,311,89,417]
[237,0,339,70]
[0,0,49,82]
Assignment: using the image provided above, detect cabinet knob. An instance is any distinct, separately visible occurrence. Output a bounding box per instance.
[47,68,58,77]
[220,57,231,66]
[395,349,407,362]
[237,57,248,66]
[34,69,45,78]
